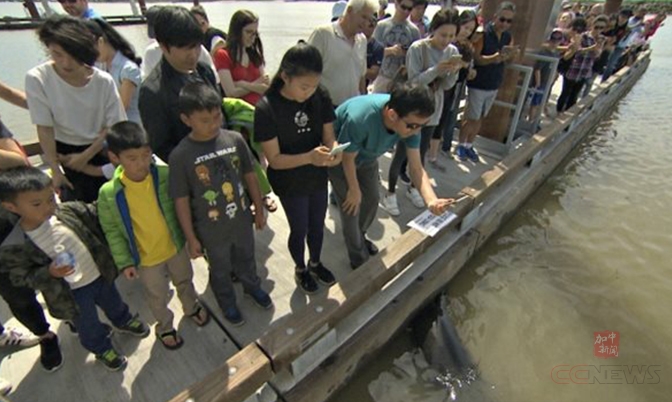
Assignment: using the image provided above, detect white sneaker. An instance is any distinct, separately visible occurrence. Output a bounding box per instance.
[406,187,425,208]
[0,377,11,396]
[380,193,401,216]
[0,327,39,348]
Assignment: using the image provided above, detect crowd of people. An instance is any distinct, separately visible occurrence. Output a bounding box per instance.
[0,0,664,392]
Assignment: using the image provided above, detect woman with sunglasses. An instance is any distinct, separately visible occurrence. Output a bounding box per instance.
[85,19,142,124]
[381,9,462,216]
[556,16,607,114]
[25,15,125,202]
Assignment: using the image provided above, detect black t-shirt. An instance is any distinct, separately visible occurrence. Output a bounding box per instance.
[254,87,335,197]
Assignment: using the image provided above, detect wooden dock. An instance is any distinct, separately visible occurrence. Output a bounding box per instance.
[0,51,651,402]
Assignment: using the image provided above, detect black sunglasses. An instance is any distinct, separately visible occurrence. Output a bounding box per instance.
[401,119,426,130]
[499,17,513,24]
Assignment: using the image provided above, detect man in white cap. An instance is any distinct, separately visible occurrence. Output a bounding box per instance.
[309,0,378,107]
[331,1,347,22]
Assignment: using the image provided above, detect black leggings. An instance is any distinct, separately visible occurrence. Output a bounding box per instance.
[278,190,328,269]
[389,125,434,193]
[0,271,50,336]
[56,142,109,203]
[556,77,587,113]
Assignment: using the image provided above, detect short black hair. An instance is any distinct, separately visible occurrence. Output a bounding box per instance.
[179,82,222,116]
[154,6,203,48]
[37,15,98,66]
[387,84,435,118]
[191,5,209,22]
[0,166,53,203]
[571,17,588,32]
[106,121,150,155]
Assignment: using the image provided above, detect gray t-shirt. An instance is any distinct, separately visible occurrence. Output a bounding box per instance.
[168,129,254,238]
[373,18,421,79]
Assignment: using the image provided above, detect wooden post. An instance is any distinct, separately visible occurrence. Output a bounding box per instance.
[604,0,623,15]
[477,0,561,143]
[23,0,41,19]
[137,0,147,14]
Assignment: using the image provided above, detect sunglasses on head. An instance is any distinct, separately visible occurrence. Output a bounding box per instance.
[499,17,513,24]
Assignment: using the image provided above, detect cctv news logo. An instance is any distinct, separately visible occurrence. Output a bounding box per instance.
[550,331,661,385]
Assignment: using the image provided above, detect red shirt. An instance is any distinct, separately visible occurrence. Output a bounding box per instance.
[213,48,262,105]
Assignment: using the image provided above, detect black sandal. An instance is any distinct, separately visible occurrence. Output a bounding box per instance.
[157,329,183,350]
[188,305,210,327]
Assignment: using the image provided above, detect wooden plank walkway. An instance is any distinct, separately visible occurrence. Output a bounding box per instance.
[0,142,496,402]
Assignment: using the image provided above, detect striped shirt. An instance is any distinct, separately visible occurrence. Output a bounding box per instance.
[25,216,100,290]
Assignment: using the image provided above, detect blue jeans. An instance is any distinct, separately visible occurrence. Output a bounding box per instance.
[279,190,328,269]
[602,47,625,82]
[71,277,132,355]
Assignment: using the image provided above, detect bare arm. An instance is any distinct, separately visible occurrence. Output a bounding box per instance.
[174,196,203,258]
[118,79,137,112]
[37,125,72,189]
[407,147,454,215]
[0,81,27,109]
[218,69,252,98]
[0,138,28,169]
[340,152,361,216]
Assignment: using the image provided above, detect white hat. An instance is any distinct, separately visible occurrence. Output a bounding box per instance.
[331,1,347,21]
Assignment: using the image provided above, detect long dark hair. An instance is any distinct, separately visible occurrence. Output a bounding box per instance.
[268,41,322,94]
[227,10,264,67]
[37,15,98,66]
[459,9,479,40]
[84,18,141,66]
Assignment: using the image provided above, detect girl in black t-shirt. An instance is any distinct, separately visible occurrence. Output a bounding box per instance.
[254,43,342,294]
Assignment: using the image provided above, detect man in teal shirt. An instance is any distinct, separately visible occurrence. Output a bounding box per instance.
[329,85,454,269]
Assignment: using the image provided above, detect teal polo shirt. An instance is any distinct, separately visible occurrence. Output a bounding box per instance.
[334,94,420,166]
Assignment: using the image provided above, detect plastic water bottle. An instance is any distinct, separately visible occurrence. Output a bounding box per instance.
[54,244,82,283]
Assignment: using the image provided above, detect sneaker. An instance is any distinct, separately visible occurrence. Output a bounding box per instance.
[116,315,150,338]
[295,269,319,294]
[456,145,469,161]
[0,327,39,348]
[380,193,400,216]
[245,287,273,310]
[406,187,425,208]
[309,262,336,286]
[0,377,11,396]
[466,146,480,163]
[95,348,127,372]
[399,170,411,186]
[365,239,379,255]
[39,334,63,372]
[224,306,245,327]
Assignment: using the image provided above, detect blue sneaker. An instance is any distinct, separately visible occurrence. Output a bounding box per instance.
[245,287,273,310]
[224,306,245,327]
[466,147,480,163]
[456,145,469,161]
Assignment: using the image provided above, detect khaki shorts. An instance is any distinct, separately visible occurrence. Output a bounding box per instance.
[466,88,498,120]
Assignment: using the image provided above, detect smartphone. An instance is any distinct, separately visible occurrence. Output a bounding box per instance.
[329,142,351,156]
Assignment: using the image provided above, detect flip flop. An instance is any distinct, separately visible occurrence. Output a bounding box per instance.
[157,330,183,350]
[263,196,278,213]
[188,305,210,327]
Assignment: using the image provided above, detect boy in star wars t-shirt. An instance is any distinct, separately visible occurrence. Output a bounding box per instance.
[169,83,272,327]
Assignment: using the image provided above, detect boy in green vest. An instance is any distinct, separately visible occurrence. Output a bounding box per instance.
[97,121,209,350]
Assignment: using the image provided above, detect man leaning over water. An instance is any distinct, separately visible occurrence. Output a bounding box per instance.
[138,6,220,163]
[329,85,454,269]
[309,0,378,107]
